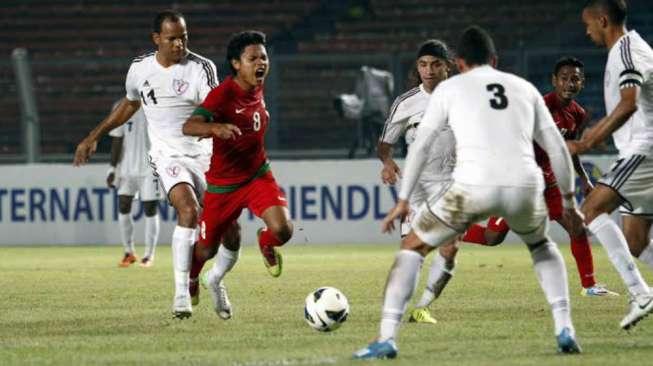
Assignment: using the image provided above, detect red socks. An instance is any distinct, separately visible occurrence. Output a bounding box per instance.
[462,224,488,245]
[259,228,283,248]
[570,233,596,288]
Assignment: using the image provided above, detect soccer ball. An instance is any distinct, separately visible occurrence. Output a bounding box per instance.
[304,287,349,332]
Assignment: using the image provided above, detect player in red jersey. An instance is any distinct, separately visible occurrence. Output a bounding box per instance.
[181,31,292,319]
[462,56,617,297]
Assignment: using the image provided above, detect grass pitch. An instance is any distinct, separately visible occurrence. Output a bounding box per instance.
[2,243,653,365]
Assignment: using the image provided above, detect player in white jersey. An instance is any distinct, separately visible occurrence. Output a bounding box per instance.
[567,0,653,330]
[73,11,240,319]
[107,102,161,268]
[354,26,581,359]
[377,39,457,325]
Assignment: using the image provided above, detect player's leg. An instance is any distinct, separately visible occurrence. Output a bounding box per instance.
[409,239,457,324]
[168,183,201,318]
[139,174,162,267]
[506,187,579,354]
[461,217,509,246]
[250,172,292,277]
[581,183,652,329]
[623,215,653,270]
[117,194,138,267]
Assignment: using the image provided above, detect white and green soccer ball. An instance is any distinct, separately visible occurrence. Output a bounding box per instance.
[304,287,349,332]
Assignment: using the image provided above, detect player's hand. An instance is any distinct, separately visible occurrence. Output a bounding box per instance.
[381,160,401,185]
[580,177,594,197]
[211,124,242,140]
[562,207,586,237]
[566,140,589,155]
[73,137,98,166]
[382,200,410,234]
[106,173,115,189]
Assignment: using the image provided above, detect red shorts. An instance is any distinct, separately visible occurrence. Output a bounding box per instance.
[199,171,286,246]
[486,185,563,233]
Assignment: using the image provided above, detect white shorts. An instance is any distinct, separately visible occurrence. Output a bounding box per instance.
[412,182,549,247]
[401,179,451,236]
[149,153,210,203]
[116,172,161,201]
[599,154,653,217]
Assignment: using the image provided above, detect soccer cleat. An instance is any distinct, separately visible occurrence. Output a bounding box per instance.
[407,308,437,324]
[189,277,200,306]
[118,253,138,268]
[172,293,192,319]
[556,327,581,354]
[257,228,283,277]
[352,339,398,360]
[201,272,232,320]
[580,284,619,297]
[620,293,653,330]
[139,257,153,268]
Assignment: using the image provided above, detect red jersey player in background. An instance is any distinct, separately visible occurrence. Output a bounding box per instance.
[462,56,618,297]
[182,30,293,319]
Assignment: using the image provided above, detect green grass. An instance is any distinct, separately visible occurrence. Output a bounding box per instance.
[1,243,653,365]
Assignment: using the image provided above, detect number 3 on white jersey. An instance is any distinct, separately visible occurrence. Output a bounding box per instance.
[253,111,261,131]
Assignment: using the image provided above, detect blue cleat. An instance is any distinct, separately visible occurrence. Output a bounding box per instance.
[352,339,398,360]
[556,327,581,354]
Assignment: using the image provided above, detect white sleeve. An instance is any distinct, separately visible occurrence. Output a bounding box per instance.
[198,59,219,101]
[398,90,448,200]
[108,125,124,137]
[379,98,409,144]
[532,92,575,206]
[125,63,140,102]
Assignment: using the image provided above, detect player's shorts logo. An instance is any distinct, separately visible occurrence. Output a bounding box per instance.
[173,79,189,95]
[166,165,181,177]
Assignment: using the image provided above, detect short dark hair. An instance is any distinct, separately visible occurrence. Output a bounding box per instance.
[553,56,585,76]
[583,0,627,25]
[153,10,185,33]
[456,26,496,66]
[417,39,452,61]
[226,30,267,75]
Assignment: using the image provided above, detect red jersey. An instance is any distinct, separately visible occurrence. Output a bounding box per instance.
[201,76,269,186]
[534,92,587,185]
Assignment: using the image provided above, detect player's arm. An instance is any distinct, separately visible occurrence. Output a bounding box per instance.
[73,98,140,166]
[377,142,400,184]
[107,136,123,189]
[182,107,241,140]
[569,86,639,155]
[533,95,576,208]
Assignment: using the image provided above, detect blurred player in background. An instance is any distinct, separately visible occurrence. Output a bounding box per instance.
[355,26,580,359]
[182,30,293,320]
[377,39,458,324]
[73,10,239,319]
[107,102,160,268]
[460,57,618,297]
[567,0,653,329]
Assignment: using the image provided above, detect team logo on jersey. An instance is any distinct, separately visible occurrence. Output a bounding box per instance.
[173,79,189,95]
[166,165,181,177]
[143,80,150,87]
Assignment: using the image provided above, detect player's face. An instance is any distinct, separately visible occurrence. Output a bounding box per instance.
[552,66,584,102]
[152,19,188,63]
[416,55,448,91]
[233,44,269,90]
[581,8,606,46]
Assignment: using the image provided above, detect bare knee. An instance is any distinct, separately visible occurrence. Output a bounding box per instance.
[176,203,199,227]
[268,220,293,244]
[118,196,133,214]
[143,201,158,217]
[400,231,434,257]
[195,242,218,262]
[438,242,459,264]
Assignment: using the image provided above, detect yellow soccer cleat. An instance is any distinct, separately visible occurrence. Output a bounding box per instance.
[408,308,437,324]
[257,228,283,277]
[580,284,619,297]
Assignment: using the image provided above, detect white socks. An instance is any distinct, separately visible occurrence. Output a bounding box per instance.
[118,213,135,254]
[207,246,240,284]
[144,215,160,260]
[637,241,653,271]
[529,241,574,336]
[379,250,424,341]
[172,226,196,296]
[414,252,454,308]
[588,213,650,296]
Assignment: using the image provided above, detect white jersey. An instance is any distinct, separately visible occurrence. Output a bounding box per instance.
[400,66,562,200]
[125,50,218,158]
[604,30,653,158]
[380,84,455,183]
[109,104,151,178]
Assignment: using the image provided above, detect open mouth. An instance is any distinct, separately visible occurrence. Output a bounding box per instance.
[255,68,265,78]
